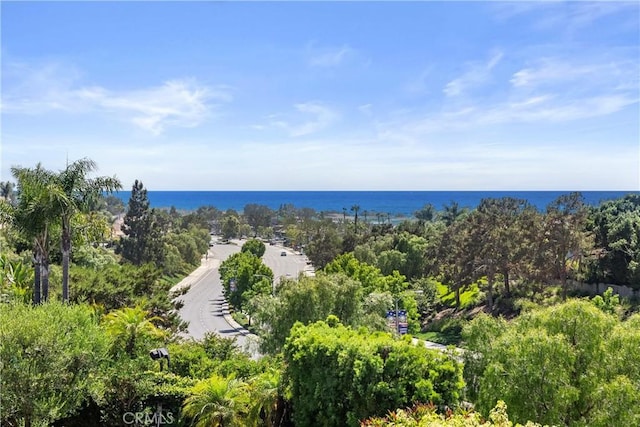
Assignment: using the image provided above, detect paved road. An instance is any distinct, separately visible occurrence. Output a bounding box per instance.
[174,238,312,355]
[174,239,460,358]
[262,242,313,291]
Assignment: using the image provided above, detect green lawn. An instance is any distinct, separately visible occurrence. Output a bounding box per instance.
[414,330,462,346]
[436,281,481,309]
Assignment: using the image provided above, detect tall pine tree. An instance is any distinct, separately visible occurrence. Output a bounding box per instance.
[120,180,163,265]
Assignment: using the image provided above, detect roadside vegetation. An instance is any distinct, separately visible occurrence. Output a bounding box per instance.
[1,159,639,426]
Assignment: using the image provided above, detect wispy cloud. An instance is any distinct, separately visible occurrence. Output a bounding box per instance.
[491,1,638,33]
[510,57,640,92]
[267,102,339,137]
[90,80,221,135]
[358,104,373,116]
[443,50,503,97]
[308,45,352,67]
[394,94,637,136]
[305,41,362,68]
[536,2,637,32]
[405,67,433,95]
[2,61,230,135]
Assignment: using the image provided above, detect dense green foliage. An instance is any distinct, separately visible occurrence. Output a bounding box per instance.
[255,274,367,354]
[70,263,186,331]
[3,163,67,304]
[120,180,164,266]
[283,318,464,427]
[587,193,640,287]
[244,203,274,237]
[463,300,640,426]
[0,303,108,427]
[361,401,542,427]
[0,254,32,304]
[220,250,274,312]
[2,161,639,427]
[57,158,122,302]
[242,238,267,258]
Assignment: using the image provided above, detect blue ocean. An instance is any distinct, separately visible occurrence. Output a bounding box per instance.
[113,191,637,217]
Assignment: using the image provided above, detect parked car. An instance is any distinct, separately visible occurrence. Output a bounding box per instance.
[280,251,287,256]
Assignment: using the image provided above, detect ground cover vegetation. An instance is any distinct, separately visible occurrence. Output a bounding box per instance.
[1,161,639,426]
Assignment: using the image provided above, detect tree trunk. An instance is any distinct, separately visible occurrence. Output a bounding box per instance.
[33,253,41,305]
[274,395,286,427]
[41,257,49,302]
[62,225,71,302]
[561,268,568,301]
[503,269,511,297]
[486,267,495,312]
[455,286,461,309]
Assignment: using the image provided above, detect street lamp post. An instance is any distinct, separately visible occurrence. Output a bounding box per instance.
[395,298,399,335]
[149,347,170,371]
[149,348,170,427]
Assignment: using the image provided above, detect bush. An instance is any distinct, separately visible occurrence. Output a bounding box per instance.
[284,318,464,427]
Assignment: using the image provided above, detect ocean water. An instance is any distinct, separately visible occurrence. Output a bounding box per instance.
[112,191,637,216]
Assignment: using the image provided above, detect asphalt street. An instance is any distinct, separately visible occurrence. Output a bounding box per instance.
[175,238,311,355]
[173,238,456,357]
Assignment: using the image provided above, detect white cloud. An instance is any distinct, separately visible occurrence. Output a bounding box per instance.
[492,1,637,32]
[405,67,433,95]
[2,61,230,135]
[534,2,638,32]
[267,102,339,137]
[482,94,637,124]
[90,79,222,135]
[510,58,639,91]
[444,50,503,97]
[308,44,353,67]
[399,94,637,135]
[358,104,373,116]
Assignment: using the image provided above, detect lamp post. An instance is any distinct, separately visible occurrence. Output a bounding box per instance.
[149,347,170,371]
[149,348,170,427]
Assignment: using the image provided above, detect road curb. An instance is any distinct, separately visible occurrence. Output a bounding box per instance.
[170,253,219,295]
[222,312,257,338]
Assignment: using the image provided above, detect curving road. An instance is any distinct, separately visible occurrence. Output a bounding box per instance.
[174,238,312,354]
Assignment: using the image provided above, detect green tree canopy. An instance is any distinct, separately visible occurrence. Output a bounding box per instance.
[0,303,108,427]
[283,318,464,427]
[587,193,640,287]
[182,374,248,427]
[242,238,266,258]
[243,204,273,237]
[220,251,273,311]
[56,157,121,302]
[120,180,164,266]
[255,273,365,354]
[463,300,640,426]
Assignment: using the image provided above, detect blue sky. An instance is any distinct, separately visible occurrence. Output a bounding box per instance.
[1,1,638,190]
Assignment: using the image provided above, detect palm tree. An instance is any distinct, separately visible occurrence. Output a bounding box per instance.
[246,369,281,427]
[57,158,121,302]
[441,201,466,226]
[182,375,248,427]
[103,305,165,358]
[10,164,67,303]
[351,204,360,232]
